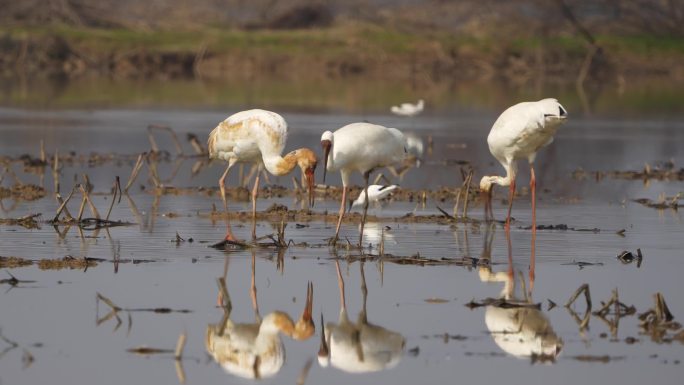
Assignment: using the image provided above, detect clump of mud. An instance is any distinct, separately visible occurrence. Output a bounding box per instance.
[573,161,684,182]
[0,255,98,270]
[0,184,46,201]
[0,256,33,268]
[38,256,98,270]
[206,205,468,225]
[0,214,41,229]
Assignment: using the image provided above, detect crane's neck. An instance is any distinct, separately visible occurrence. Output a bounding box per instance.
[325,144,336,172]
[259,312,295,337]
[262,150,299,176]
[487,161,517,188]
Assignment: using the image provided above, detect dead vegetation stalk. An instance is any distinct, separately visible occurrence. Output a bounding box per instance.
[125,153,146,192]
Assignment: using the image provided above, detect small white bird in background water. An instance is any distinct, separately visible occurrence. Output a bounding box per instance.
[479,98,568,282]
[350,184,398,211]
[390,99,424,117]
[207,109,318,241]
[321,122,406,246]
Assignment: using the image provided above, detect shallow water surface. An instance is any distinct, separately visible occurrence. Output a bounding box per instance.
[1,106,683,385]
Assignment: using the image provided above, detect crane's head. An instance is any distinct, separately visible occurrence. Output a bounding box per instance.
[294,148,318,208]
[293,281,315,341]
[317,313,330,367]
[320,131,334,183]
[540,98,568,125]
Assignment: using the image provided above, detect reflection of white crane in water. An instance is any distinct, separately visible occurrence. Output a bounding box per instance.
[318,261,405,372]
[477,226,563,361]
[205,253,315,379]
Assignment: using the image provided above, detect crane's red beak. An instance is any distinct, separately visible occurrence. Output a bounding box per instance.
[321,139,331,183]
[301,281,313,323]
[318,313,329,358]
[305,167,315,208]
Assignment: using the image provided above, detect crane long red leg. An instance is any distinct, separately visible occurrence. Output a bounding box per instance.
[505,178,516,232]
[219,165,231,211]
[219,164,236,241]
[506,226,514,283]
[359,171,371,246]
[333,186,347,244]
[251,173,260,242]
[529,164,536,291]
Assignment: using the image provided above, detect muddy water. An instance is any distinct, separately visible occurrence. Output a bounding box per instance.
[1,104,683,385]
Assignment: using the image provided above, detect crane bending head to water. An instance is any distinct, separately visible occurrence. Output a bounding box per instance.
[321,122,406,246]
[208,109,318,241]
[479,98,568,229]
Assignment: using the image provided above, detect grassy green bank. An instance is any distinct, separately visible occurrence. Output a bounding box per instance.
[3,23,684,83]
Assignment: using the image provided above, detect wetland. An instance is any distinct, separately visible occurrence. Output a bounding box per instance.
[1,82,683,385]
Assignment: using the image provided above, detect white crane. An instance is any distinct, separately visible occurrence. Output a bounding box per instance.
[480,98,567,228]
[321,122,406,245]
[479,98,567,282]
[390,99,424,117]
[208,109,318,241]
[317,261,405,373]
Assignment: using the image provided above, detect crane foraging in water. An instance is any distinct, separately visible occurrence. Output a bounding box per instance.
[479,98,568,228]
[321,122,406,246]
[208,109,318,242]
[479,98,568,279]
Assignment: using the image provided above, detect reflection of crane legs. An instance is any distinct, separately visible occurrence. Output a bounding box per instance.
[251,252,261,322]
[505,227,514,282]
[335,260,346,312]
[358,262,368,325]
[529,165,537,293]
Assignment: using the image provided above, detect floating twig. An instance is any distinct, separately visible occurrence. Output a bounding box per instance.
[465,298,541,310]
[565,283,592,331]
[174,332,186,360]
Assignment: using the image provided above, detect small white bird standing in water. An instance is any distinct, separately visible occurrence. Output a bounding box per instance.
[479,98,567,281]
[208,109,318,241]
[390,99,424,117]
[350,184,398,210]
[321,123,405,246]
